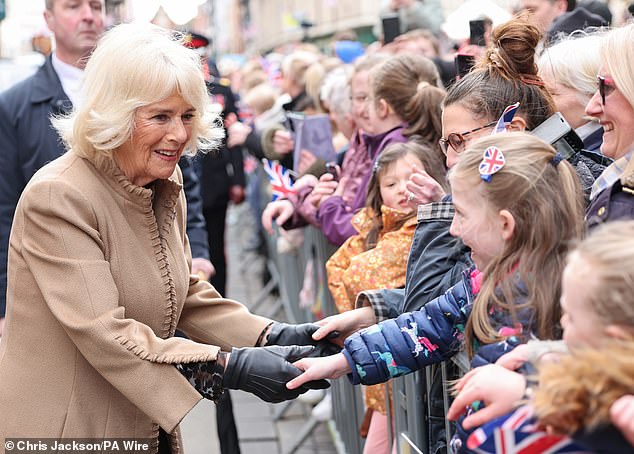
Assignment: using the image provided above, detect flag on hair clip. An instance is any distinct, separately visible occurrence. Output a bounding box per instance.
[492,102,520,134]
[479,146,506,182]
[466,405,593,454]
[262,158,296,201]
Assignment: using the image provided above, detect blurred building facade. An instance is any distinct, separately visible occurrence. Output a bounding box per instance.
[223,0,380,54]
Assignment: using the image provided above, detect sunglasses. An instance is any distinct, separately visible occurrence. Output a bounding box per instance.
[597,75,616,105]
[439,121,497,155]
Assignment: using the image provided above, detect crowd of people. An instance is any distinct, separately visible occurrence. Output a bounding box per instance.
[1,0,634,453]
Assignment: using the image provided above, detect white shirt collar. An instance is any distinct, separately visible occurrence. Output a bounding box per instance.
[51,53,84,107]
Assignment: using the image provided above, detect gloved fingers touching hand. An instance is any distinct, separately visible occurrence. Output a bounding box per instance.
[223,345,330,403]
[266,322,341,356]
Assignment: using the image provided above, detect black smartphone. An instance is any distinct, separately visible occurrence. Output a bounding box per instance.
[325,162,339,181]
[455,54,476,79]
[382,14,401,45]
[469,19,486,46]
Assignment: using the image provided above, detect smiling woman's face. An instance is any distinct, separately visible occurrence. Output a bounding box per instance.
[585,68,634,160]
[115,92,195,187]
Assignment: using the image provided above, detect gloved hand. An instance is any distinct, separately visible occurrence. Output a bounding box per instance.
[223,345,330,403]
[266,322,341,357]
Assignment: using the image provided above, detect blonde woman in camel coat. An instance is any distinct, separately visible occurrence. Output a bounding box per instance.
[0,23,331,452]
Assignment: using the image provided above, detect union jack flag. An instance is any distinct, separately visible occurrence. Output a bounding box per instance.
[467,405,593,454]
[493,102,521,135]
[262,158,296,201]
[479,146,506,182]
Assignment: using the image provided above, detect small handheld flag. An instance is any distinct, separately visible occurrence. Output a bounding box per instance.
[492,102,520,135]
[262,158,296,201]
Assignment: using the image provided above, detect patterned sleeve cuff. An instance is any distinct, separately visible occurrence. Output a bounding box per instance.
[356,290,391,322]
[417,200,455,223]
[176,353,227,403]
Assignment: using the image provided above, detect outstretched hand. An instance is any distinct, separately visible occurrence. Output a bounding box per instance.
[262,200,295,234]
[287,352,351,390]
[447,364,526,430]
[311,306,376,347]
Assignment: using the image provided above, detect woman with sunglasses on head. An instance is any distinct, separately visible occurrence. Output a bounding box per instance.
[585,23,634,229]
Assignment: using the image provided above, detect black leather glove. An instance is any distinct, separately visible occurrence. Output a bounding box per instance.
[265,322,341,357]
[223,345,330,403]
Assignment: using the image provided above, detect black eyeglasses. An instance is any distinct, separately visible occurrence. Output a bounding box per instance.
[439,121,497,155]
[597,75,616,105]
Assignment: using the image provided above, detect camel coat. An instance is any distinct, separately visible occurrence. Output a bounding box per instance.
[0,152,271,452]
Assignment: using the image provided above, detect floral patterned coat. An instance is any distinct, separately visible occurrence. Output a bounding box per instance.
[326,205,416,413]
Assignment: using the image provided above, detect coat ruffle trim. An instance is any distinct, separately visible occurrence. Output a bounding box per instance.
[94,158,185,341]
[114,335,218,364]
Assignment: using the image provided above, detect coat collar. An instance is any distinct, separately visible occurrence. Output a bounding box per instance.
[30,55,70,108]
[89,154,183,209]
[352,205,416,236]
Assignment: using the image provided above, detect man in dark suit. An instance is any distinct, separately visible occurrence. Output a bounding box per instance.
[0,0,213,337]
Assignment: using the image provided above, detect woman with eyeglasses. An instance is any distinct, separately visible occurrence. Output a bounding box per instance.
[585,23,634,229]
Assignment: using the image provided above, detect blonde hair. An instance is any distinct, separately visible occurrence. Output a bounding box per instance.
[534,340,634,435]
[53,23,223,170]
[602,23,634,110]
[450,132,584,354]
[244,83,278,117]
[539,33,605,103]
[567,220,634,330]
[281,50,319,88]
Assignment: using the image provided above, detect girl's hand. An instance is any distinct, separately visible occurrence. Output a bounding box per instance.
[447,364,526,430]
[311,306,376,346]
[311,173,339,208]
[405,166,445,208]
[297,150,318,175]
[332,176,349,199]
[287,353,351,390]
[273,130,294,155]
[495,344,531,370]
[293,174,318,190]
[611,395,634,447]
[262,200,295,234]
[227,121,252,148]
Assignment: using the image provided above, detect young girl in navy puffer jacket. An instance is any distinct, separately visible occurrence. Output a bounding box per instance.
[287,133,585,450]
